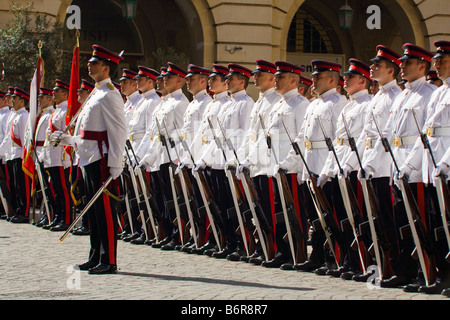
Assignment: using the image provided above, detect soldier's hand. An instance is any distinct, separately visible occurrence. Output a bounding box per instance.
[297,172,304,185]
[110,167,123,180]
[434,162,450,178]
[175,162,185,175]
[316,174,328,187]
[341,164,353,178]
[398,164,413,180]
[237,159,251,178]
[50,131,80,147]
[358,165,374,180]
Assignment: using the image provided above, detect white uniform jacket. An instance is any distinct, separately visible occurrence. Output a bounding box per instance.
[296,88,346,180]
[178,89,212,162]
[128,89,161,154]
[322,89,372,177]
[73,78,127,169]
[41,101,71,168]
[124,90,142,129]
[237,87,281,172]
[365,76,436,183]
[153,88,189,166]
[200,89,254,169]
[342,79,402,178]
[186,91,230,168]
[0,107,12,163]
[247,88,306,177]
[404,76,450,183]
[0,108,28,161]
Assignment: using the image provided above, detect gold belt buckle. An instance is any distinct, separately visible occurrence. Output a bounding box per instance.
[181,133,185,140]
[305,141,311,150]
[426,127,434,137]
[393,137,400,147]
[337,138,342,146]
[150,134,153,141]
[202,136,207,145]
[129,134,133,142]
[365,139,372,148]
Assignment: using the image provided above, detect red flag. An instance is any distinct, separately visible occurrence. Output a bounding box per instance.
[66,45,81,128]
[22,55,44,179]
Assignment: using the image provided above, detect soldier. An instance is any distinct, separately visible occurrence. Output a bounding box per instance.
[322,58,373,278]
[0,90,11,219]
[247,60,309,269]
[194,63,254,259]
[401,40,450,294]
[0,87,30,223]
[139,62,189,251]
[175,64,213,251]
[126,66,162,245]
[279,60,347,274]
[39,80,72,231]
[71,79,94,236]
[186,63,231,255]
[120,69,141,128]
[52,44,127,274]
[298,76,312,97]
[342,45,402,282]
[33,87,56,227]
[364,43,436,288]
[135,68,170,247]
[229,60,281,263]
[427,70,443,87]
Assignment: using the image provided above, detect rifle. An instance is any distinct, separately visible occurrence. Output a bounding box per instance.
[193,167,226,251]
[32,146,54,224]
[124,146,150,241]
[173,122,207,249]
[411,109,450,262]
[317,116,367,273]
[259,114,306,264]
[158,118,190,245]
[281,118,341,267]
[216,117,275,261]
[372,112,436,286]
[341,113,393,278]
[208,117,255,256]
[0,163,14,218]
[126,140,160,243]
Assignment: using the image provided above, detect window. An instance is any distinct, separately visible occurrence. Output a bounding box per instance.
[287,9,332,54]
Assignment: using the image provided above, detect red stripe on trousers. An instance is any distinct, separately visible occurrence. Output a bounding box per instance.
[24,175,30,217]
[102,193,116,265]
[59,167,71,224]
[416,182,426,231]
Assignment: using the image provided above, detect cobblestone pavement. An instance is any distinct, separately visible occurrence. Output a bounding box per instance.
[0,219,448,305]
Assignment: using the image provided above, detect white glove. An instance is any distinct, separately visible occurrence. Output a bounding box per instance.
[175,161,185,175]
[237,159,252,176]
[434,163,450,178]
[50,131,81,147]
[398,164,413,179]
[271,164,280,178]
[358,165,374,180]
[225,159,237,170]
[341,164,353,178]
[192,160,206,175]
[297,172,304,185]
[110,167,123,180]
[316,174,329,187]
[138,157,151,172]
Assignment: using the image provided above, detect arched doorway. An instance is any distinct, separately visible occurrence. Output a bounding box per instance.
[282,0,427,76]
[59,0,213,80]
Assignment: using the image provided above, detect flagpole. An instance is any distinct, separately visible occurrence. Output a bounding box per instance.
[31,40,43,223]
